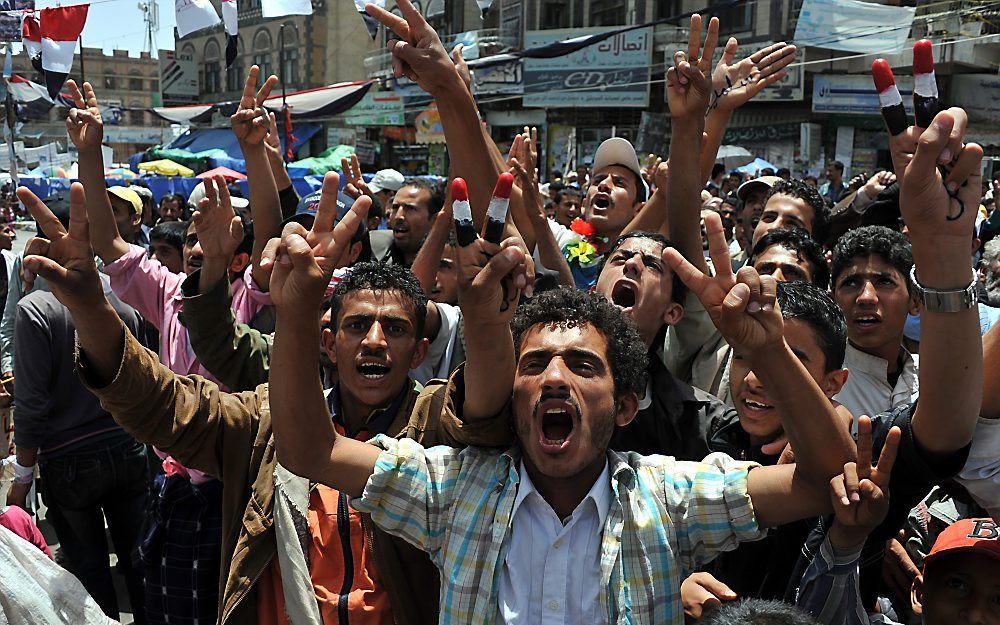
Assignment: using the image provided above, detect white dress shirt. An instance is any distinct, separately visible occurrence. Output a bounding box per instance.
[498,461,612,625]
[834,343,919,431]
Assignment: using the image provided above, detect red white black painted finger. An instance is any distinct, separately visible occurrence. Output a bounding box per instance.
[451,178,477,247]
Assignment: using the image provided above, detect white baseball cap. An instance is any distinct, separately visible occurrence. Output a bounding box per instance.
[593,137,648,200]
[368,169,405,194]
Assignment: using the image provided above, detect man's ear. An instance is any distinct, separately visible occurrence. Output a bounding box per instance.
[911,574,925,616]
[348,240,362,265]
[661,301,684,327]
[229,252,251,275]
[909,293,920,317]
[821,367,850,398]
[615,392,639,428]
[633,201,644,216]
[409,337,429,369]
[322,327,336,366]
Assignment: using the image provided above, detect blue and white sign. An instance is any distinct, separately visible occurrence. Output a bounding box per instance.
[523,27,651,107]
[794,0,916,54]
[812,74,915,116]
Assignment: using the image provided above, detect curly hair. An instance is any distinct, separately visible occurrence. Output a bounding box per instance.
[329,262,428,338]
[511,288,648,397]
[831,225,913,293]
[751,227,830,289]
[701,599,821,625]
[763,179,830,242]
[777,281,847,371]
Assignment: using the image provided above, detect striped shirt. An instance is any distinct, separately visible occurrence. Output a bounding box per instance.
[352,436,765,625]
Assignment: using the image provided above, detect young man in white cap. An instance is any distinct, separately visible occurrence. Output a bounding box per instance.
[368,168,405,227]
[552,136,649,289]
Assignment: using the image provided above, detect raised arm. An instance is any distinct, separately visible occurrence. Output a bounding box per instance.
[231,66,282,289]
[664,15,716,274]
[982,322,1000,419]
[665,213,856,486]
[365,0,500,229]
[898,109,984,455]
[64,81,129,264]
[267,173,380,497]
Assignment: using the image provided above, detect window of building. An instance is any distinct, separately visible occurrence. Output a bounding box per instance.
[710,0,754,32]
[279,29,298,84]
[130,109,145,125]
[590,0,626,26]
[104,75,116,90]
[129,77,143,90]
[542,0,568,28]
[204,39,222,94]
[253,29,273,79]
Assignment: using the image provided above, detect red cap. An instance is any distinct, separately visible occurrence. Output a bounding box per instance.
[872,59,896,93]
[492,172,514,200]
[451,178,469,202]
[923,519,1000,572]
[913,39,934,75]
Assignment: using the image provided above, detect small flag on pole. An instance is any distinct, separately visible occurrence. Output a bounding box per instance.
[222,0,238,68]
[39,4,89,98]
[21,11,42,74]
[352,0,382,40]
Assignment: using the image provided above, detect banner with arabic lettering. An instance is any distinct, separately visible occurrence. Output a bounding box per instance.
[523,27,650,107]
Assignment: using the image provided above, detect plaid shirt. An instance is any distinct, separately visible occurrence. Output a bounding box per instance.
[353,436,765,625]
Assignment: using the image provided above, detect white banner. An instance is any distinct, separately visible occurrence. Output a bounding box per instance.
[262,0,312,18]
[794,0,915,54]
[175,0,220,38]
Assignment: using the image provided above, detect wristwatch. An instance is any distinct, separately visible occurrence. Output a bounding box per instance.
[909,266,978,312]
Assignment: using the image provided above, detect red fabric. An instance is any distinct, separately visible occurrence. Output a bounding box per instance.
[39,5,89,42]
[0,506,53,558]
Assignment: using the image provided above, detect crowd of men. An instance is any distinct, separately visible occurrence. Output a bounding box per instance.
[2,2,1000,624]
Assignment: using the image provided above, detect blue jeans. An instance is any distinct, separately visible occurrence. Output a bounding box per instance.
[39,436,150,623]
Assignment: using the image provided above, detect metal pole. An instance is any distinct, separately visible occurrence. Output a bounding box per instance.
[278,22,298,166]
[78,35,85,84]
[4,87,18,190]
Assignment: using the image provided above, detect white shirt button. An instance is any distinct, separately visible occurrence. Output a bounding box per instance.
[548,600,559,610]
[553,539,562,548]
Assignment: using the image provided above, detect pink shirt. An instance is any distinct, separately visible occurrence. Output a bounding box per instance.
[102,244,272,385]
[0,506,52,558]
[102,245,272,484]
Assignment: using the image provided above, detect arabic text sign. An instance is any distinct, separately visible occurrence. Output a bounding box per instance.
[951,74,1000,123]
[343,91,404,126]
[794,0,915,54]
[812,74,915,116]
[523,27,650,107]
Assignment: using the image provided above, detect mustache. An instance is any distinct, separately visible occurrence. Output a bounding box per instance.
[531,392,582,419]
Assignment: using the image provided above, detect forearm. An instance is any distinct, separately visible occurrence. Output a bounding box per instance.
[244,147,281,286]
[910,236,983,453]
[78,147,128,263]
[411,218,451,295]
[436,79,500,230]
[198,256,230,295]
[529,213,574,288]
[15,447,37,467]
[668,124,710,274]
[699,110,731,183]
[749,343,856,481]
[461,321,515,421]
[268,148,293,193]
[68,300,127,387]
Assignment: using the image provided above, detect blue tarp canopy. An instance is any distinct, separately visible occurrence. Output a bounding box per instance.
[160,124,323,173]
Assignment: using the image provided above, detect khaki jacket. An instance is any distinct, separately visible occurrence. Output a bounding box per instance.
[82,331,511,625]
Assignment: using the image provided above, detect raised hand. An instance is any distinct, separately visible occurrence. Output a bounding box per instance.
[664,212,783,351]
[341,154,374,200]
[263,172,369,310]
[642,154,662,188]
[452,43,472,93]
[681,572,738,622]
[896,109,982,240]
[192,175,244,260]
[364,0,460,94]
[709,39,796,114]
[828,416,900,547]
[65,80,103,151]
[263,112,283,162]
[666,14,719,121]
[231,65,279,146]
[17,183,105,311]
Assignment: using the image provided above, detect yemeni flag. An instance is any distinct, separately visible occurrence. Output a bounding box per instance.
[40,5,89,98]
[21,11,42,74]
[222,0,238,68]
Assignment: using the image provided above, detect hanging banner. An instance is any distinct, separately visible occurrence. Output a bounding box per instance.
[175,0,220,38]
[794,0,915,54]
[415,103,444,144]
[523,27,651,107]
[342,91,404,126]
[261,0,312,18]
[812,74,915,115]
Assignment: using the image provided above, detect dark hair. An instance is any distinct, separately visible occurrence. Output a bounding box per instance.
[776,167,791,178]
[160,193,185,207]
[553,186,583,205]
[400,178,445,216]
[511,288,648,397]
[598,231,688,305]
[700,599,821,625]
[721,193,742,211]
[831,225,913,293]
[711,163,725,179]
[763,179,830,243]
[329,262,428,339]
[829,161,845,173]
[751,227,830,289]
[149,220,187,252]
[777,280,847,371]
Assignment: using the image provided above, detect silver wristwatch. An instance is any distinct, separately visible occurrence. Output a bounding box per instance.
[909,266,978,312]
